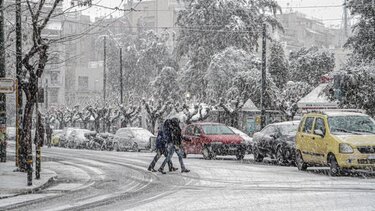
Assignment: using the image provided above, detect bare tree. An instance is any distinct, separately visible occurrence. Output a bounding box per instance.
[142,99,171,134]
[108,109,121,133]
[217,98,245,128]
[118,104,141,128]
[76,106,91,129]
[56,108,69,129]
[87,105,105,132]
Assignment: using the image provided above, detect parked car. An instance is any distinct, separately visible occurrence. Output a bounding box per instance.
[59,127,77,147]
[229,127,254,154]
[96,133,116,151]
[252,121,300,165]
[296,110,375,176]
[113,127,156,152]
[66,129,92,149]
[182,122,246,160]
[51,129,64,146]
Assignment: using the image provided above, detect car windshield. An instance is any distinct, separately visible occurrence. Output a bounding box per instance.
[328,115,375,134]
[202,125,235,135]
[278,124,299,135]
[132,129,153,138]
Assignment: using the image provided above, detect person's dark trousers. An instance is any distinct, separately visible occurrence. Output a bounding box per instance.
[160,143,186,171]
[160,143,174,170]
[175,147,186,170]
[149,149,172,170]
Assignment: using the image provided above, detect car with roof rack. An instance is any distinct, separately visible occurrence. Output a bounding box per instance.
[295,110,375,176]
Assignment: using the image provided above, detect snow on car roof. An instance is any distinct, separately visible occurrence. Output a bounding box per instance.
[324,111,368,117]
[119,127,148,130]
[270,121,300,126]
[191,122,223,125]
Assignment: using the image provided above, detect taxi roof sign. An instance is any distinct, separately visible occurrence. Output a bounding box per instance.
[0,78,15,94]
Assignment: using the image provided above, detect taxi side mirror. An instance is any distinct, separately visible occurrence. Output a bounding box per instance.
[314,129,324,137]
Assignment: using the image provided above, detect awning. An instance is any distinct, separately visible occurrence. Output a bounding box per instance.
[298,83,338,109]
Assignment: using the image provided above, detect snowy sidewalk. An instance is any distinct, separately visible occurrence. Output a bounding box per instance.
[0,161,57,199]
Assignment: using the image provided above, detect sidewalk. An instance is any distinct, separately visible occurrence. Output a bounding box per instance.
[0,160,57,199]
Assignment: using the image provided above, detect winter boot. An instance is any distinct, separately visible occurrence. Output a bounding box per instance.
[158,168,166,174]
[148,167,157,172]
[181,169,190,173]
[169,167,178,172]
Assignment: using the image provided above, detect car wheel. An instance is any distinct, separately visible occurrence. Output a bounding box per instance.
[202,146,212,160]
[236,153,245,160]
[132,143,139,152]
[253,146,264,162]
[276,147,285,166]
[296,150,307,171]
[328,154,341,177]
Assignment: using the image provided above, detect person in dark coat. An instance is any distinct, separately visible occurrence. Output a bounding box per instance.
[147,119,177,172]
[46,123,53,148]
[158,118,190,174]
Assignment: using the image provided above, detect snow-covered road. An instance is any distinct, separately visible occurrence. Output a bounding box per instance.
[3,145,375,211]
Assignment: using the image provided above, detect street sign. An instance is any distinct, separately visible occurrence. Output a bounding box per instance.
[0,78,15,94]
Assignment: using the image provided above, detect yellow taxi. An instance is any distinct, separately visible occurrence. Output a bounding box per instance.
[295,110,375,176]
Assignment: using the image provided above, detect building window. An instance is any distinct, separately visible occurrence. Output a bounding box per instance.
[78,76,89,90]
[50,88,59,103]
[50,72,59,85]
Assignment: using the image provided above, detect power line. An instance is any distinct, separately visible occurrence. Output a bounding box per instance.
[126,5,344,12]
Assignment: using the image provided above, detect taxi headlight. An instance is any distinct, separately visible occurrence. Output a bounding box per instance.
[339,143,354,154]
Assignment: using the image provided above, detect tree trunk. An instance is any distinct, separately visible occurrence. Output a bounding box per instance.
[121,119,128,128]
[19,100,35,170]
[83,121,88,129]
[94,119,100,132]
[106,121,111,133]
[150,119,156,134]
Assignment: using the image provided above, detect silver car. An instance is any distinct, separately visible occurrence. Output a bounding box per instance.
[67,129,92,149]
[113,127,156,152]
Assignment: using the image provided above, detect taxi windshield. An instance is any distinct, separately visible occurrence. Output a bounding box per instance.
[328,115,375,134]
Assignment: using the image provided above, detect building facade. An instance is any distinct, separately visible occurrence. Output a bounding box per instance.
[42,2,66,108]
[276,12,349,70]
[124,0,184,49]
[62,14,133,107]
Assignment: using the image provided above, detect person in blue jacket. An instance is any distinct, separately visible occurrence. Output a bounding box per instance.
[147,119,178,172]
[158,118,190,174]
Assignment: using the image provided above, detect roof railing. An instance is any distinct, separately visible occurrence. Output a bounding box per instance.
[303,109,366,115]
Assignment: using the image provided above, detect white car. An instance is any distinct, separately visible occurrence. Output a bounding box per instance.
[113,127,156,152]
[229,127,254,153]
[67,129,92,149]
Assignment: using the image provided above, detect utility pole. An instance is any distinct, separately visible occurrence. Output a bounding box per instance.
[15,0,23,169]
[0,0,7,163]
[35,88,40,179]
[120,47,123,104]
[260,23,267,129]
[103,36,106,102]
[155,0,158,33]
[343,0,348,38]
[45,79,48,110]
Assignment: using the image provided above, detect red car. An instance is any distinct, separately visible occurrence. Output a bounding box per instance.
[182,122,246,160]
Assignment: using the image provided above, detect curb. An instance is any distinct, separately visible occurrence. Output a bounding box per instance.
[0,173,58,200]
